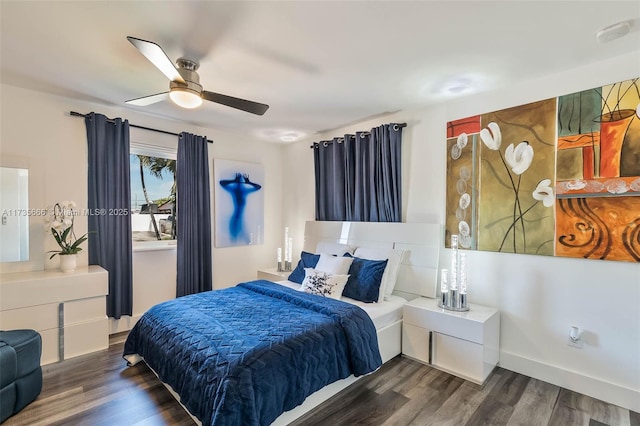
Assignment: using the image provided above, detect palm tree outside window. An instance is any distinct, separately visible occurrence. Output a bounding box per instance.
[130,153,177,243]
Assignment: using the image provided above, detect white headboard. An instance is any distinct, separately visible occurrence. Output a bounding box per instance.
[303,221,442,300]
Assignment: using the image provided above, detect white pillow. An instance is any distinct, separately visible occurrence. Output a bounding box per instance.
[300,268,349,300]
[353,247,405,301]
[315,241,357,256]
[314,253,353,275]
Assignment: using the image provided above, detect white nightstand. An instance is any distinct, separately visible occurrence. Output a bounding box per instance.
[402,297,500,385]
[257,267,291,281]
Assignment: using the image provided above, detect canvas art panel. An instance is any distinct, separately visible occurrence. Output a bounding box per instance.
[214,159,264,248]
[446,77,640,262]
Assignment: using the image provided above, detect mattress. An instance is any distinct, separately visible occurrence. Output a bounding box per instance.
[274,280,406,330]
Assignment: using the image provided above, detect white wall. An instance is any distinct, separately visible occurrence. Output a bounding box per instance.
[0,83,284,332]
[283,51,640,411]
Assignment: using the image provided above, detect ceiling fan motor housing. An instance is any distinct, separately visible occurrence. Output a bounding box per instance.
[172,58,202,94]
[170,79,202,95]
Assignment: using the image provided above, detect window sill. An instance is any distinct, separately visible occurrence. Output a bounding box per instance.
[132,241,177,253]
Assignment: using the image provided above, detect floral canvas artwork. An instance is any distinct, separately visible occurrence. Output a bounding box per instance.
[446,77,640,262]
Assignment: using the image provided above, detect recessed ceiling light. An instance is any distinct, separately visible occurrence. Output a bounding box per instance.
[596,20,632,43]
[446,83,471,94]
[438,77,474,96]
[255,129,307,143]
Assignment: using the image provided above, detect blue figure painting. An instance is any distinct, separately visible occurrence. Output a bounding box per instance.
[214,159,265,248]
[219,173,262,243]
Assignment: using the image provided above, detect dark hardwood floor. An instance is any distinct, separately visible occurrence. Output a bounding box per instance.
[5,334,638,426]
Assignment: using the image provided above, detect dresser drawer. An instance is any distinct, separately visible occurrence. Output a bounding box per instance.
[0,303,59,331]
[64,296,107,325]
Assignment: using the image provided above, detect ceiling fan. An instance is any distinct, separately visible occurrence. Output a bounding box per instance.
[125,36,269,115]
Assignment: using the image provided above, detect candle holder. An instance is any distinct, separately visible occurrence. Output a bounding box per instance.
[437,234,469,312]
[277,261,283,272]
[281,227,294,272]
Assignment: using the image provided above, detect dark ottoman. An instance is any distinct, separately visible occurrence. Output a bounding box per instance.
[0,330,43,423]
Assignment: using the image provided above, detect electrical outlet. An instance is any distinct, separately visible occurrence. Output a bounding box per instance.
[568,326,583,349]
[568,336,583,348]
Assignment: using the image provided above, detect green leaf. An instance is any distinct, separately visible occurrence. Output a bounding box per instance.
[60,227,72,244]
[69,235,88,251]
[51,229,63,246]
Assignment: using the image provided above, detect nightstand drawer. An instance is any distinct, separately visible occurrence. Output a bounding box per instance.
[404,304,485,344]
[434,333,484,383]
[402,323,485,383]
[402,323,431,364]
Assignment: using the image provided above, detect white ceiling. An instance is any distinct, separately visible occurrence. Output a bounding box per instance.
[1,1,639,143]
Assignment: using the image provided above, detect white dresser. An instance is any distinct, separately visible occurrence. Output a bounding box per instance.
[402,297,500,385]
[0,265,109,364]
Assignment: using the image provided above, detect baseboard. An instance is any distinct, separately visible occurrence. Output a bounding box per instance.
[109,314,143,335]
[499,350,639,412]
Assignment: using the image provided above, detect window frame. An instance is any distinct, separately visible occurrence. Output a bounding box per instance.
[130,141,177,252]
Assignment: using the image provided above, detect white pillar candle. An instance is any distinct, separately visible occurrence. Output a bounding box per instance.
[286,237,293,262]
[459,252,467,294]
[277,247,282,262]
[284,227,290,262]
[440,269,449,293]
[450,234,459,291]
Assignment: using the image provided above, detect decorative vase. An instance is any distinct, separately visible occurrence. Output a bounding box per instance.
[598,109,635,178]
[59,254,77,273]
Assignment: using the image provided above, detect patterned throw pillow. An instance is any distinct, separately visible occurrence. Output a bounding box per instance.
[300,268,349,300]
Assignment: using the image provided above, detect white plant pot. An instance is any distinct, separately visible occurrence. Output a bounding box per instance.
[59,254,77,273]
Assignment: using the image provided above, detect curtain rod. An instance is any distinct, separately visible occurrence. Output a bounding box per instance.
[309,123,407,148]
[69,111,213,144]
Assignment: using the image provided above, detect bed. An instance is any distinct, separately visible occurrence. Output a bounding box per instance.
[124,221,441,425]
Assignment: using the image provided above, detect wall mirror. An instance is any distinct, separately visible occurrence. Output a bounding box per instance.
[0,166,29,262]
[0,156,44,273]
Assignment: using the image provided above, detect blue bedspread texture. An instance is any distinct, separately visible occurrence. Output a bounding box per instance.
[123,280,382,426]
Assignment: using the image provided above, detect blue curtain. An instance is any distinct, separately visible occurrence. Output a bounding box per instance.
[314,137,346,221]
[176,132,212,297]
[85,112,133,319]
[314,123,404,222]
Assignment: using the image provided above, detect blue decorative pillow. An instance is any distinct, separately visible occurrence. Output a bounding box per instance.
[287,251,321,284]
[342,255,388,303]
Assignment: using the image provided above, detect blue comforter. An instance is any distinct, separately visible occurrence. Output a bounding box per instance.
[123,280,382,426]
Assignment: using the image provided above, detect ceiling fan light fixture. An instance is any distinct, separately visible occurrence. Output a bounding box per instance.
[170,87,203,109]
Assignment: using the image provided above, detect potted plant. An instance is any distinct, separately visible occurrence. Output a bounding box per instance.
[44,201,90,272]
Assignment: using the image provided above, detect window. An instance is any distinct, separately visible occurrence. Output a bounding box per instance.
[130,143,177,245]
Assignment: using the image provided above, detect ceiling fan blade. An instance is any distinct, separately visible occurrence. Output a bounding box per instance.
[125,92,170,106]
[127,36,185,84]
[202,91,269,115]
